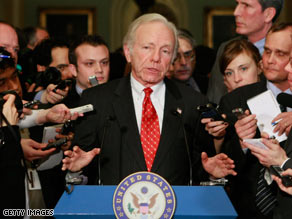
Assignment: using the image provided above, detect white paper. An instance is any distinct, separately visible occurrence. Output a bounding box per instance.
[247,90,287,142]
[37,125,63,171]
[243,138,268,150]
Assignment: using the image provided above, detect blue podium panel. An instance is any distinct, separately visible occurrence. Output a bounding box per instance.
[174,186,237,218]
[54,185,237,219]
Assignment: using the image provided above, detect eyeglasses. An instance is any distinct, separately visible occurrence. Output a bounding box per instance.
[174,50,195,63]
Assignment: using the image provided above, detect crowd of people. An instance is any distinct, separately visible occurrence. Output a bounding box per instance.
[1,0,292,218]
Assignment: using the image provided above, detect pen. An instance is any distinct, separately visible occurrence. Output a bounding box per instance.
[271,119,281,127]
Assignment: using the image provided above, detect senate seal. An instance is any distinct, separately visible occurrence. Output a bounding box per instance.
[113,171,176,219]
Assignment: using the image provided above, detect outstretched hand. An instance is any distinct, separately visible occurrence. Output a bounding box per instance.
[202,152,237,178]
[62,146,100,172]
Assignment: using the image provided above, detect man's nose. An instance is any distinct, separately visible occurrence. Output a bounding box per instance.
[151,49,161,63]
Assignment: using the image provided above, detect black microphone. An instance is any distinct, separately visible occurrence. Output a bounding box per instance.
[119,125,128,183]
[97,115,116,185]
[172,107,193,186]
[277,93,292,108]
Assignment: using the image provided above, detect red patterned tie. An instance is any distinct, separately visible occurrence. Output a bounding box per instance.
[140,87,160,172]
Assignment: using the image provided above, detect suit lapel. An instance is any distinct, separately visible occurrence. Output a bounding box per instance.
[151,78,184,172]
[112,76,147,170]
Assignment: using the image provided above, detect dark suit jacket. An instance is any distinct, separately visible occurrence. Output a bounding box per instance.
[273,131,292,219]
[219,79,281,218]
[72,75,215,185]
[0,126,25,217]
[62,80,81,109]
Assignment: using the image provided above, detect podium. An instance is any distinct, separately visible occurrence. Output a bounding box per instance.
[54,185,237,218]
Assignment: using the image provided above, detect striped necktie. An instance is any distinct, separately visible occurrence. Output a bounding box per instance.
[255,167,277,215]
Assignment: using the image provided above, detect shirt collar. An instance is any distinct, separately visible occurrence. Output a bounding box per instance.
[75,84,84,96]
[130,73,165,97]
[267,80,292,97]
[253,38,265,55]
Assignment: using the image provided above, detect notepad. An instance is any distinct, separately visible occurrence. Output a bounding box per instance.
[247,90,287,142]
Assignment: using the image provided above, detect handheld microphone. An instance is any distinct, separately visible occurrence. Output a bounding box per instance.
[277,93,292,108]
[97,115,116,185]
[172,107,193,186]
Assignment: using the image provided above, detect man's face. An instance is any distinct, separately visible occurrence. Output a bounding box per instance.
[234,0,267,40]
[0,67,22,97]
[74,44,110,90]
[286,50,292,90]
[262,28,292,89]
[223,52,260,92]
[124,21,175,87]
[50,47,73,80]
[0,24,19,63]
[172,37,195,81]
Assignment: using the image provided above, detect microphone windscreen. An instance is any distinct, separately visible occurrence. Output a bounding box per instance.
[277,93,292,108]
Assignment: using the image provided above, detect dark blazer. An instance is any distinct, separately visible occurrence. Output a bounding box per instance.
[273,131,292,219]
[62,80,81,109]
[72,75,215,185]
[0,126,25,217]
[219,79,280,218]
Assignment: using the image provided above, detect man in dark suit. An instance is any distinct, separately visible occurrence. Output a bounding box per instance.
[63,35,110,109]
[62,13,236,186]
[245,38,292,219]
[218,23,292,218]
[207,0,284,104]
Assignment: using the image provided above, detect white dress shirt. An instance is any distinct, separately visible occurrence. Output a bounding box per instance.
[130,74,165,133]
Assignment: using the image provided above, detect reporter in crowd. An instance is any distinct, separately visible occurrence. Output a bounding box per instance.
[218,23,292,218]
[0,46,80,211]
[0,94,25,218]
[171,29,200,93]
[32,38,74,105]
[61,34,110,109]
[244,37,292,218]
[201,39,262,153]
[207,0,284,104]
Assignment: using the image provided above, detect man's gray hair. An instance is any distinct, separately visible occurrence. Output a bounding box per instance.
[123,13,178,62]
[177,29,197,50]
[258,0,284,22]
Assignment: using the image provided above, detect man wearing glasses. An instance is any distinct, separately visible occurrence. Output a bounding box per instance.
[172,29,200,92]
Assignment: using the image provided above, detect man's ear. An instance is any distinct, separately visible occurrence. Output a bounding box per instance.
[123,44,131,63]
[258,60,263,74]
[264,7,276,23]
[37,64,46,72]
[69,64,77,78]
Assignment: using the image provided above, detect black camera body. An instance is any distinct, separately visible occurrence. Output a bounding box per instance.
[0,90,23,115]
[53,79,73,93]
[197,103,225,121]
[34,67,62,88]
